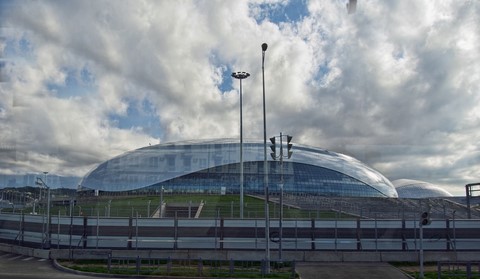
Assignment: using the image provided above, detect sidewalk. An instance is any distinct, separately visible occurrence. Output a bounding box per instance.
[296,262,413,279]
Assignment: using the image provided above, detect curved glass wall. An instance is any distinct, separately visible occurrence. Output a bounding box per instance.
[392,179,452,198]
[80,138,398,197]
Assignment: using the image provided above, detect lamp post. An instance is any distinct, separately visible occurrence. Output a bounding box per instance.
[43,172,48,203]
[261,42,270,271]
[159,186,164,218]
[36,177,50,249]
[39,172,48,208]
[147,200,151,217]
[419,212,431,279]
[232,71,250,219]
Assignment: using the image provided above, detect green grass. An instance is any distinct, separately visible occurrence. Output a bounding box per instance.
[58,259,298,278]
[407,271,480,279]
[392,262,480,279]
[24,194,350,219]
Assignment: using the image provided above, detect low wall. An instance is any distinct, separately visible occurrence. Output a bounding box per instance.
[0,243,50,259]
[1,243,479,263]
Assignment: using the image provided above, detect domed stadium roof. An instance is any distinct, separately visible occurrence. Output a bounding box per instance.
[392,179,453,198]
[80,138,398,197]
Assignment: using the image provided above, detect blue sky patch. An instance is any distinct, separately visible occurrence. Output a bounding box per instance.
[18,36,32,54]
[80,65,95,84]
[2,34,34,61]
[252,0,309,24]
[219,66,234,93]
[108,99,163,138]
[0,0,15,20]
[209,49,234,94]
[313,61,332,87]
[46,66,95,98]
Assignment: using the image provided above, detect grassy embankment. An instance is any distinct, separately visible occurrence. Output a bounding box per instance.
[40,194,348,219]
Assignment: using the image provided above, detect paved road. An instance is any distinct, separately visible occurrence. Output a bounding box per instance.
[0,252,107,279]
[1,251,413,279]
[296,262,413,279]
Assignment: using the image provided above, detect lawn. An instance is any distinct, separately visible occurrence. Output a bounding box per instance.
[42,194,346,219]
[58,258,298,278]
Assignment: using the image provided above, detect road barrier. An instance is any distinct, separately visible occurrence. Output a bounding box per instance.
[1,213,479,253]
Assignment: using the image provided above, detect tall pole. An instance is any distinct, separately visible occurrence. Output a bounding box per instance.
[160,186,164,218]
[40,172,48,209]
[270,132,292,261]
[240,76,244,220]
[279,132,284,261]
[464,183,480,219]
[232,71,250,219]
[419,223,424,278]
[261,42,270,271]
[36,177,50,249]
[43,172,48,203]
[46,185,51,249]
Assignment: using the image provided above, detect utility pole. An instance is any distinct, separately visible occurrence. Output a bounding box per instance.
[269,133,293,261]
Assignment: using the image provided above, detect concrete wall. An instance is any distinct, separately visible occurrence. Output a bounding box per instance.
[1,243,479,262]
[0,243,50,259]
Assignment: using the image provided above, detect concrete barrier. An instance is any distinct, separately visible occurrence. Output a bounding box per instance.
[380,251,418,262]
[0,243,50,259]
[2,243,480,263]
[0,243,13,254]
[33,249,50,259]
[343,251,381,262]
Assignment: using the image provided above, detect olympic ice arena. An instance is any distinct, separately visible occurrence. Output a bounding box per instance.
[79,138,400,197]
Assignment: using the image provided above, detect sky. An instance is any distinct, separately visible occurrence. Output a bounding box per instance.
[0,0,479,195]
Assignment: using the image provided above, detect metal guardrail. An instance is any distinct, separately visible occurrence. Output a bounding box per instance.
[102,256,296,278]
[437,261,480,279]
[2,213,480,251]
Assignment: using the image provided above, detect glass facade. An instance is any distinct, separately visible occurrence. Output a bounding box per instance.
[79,138,398,197]
[392,179,453,198]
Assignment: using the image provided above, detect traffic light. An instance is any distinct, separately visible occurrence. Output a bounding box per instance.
[286,135,293,159]
[269,137,276,160]
[420,212,431,226]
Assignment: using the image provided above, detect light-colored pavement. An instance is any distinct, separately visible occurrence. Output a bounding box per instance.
[296,262,413,279]
[0,252,107,279]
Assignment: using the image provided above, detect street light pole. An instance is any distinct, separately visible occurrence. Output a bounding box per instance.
[232,71,250,219]
[44,172,48,203]
[39,172,48,209]
[36,177,50,249]
[419,222,424,279]
[46,185,50,248]
[159,186,165,218]
[261,42,270,271]
[279,133,284,261]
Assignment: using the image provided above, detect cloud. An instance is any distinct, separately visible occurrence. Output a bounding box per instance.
[0,0,478,195]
